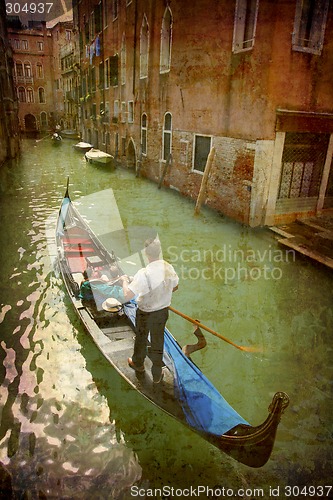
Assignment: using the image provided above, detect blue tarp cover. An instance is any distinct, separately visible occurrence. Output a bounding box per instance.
[124,302,249,436]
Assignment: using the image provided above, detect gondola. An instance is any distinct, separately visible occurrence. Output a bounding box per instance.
[51,132,62,146]
[56,182,289,468]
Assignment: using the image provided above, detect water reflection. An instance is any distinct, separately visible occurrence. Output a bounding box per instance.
[0,139,332,498]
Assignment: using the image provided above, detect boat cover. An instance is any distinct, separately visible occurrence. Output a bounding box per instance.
[124,302,249,436]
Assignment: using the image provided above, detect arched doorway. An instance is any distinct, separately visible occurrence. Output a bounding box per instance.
[127,138,136,170]
[24,114,37,137]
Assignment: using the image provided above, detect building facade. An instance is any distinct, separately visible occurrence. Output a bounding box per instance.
[73,0,333,226]
[0,0,20,165]
[48,16,79,132]
[7,18,55,135]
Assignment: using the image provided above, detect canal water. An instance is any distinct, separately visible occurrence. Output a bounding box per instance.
[0,139,332,499]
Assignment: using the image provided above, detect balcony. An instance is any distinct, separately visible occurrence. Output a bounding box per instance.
[60,42,74,59]
[14,75,34,85]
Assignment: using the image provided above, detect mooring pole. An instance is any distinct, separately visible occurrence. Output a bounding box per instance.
[194,146,215,215]
[158,153,172,189]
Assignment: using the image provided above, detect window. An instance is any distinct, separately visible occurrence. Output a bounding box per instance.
[292,0,329,55]
[162,112,172,161]
[113,0,118,20]
[140,15,149,78]
[113,100,119,121]
[14,39,20,49]
[160,7,172,73]
[232,0,259,53]
[27,87,34,103]
[38,87,45,103]
[193,135,212,173]
[95,3,102,33]
[109,54,118,86]
[36,63,43,78]
[16,61,23,77]
[115,132,119,157]
[121,35,126,84]
[141,113,147,155]
[18,87,26,102]
[37,41,43,51]
[121,101,126,122]
[90,11,95,39]
[99,61,104,88]
[40,112,48,128]
[103,0,108,28]
[128,101,134,123]
[24,62,32,78]
[91,66,96,91]
[65,30,71,41]
[105,58,109,88]
[278,132,330,201]
[21,40,28,50]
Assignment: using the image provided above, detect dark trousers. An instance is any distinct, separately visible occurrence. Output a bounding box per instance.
[132,307,169,382]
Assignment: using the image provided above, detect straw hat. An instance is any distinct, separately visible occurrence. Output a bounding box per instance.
[102,298,122,312]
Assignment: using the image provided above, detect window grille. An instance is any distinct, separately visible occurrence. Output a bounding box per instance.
[278,133,330,200]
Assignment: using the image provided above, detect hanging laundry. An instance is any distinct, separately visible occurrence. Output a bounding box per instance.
[96,36,101,56]
[90,42,95,64]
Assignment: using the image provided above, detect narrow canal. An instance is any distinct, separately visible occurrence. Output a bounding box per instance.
[0,139,332,499]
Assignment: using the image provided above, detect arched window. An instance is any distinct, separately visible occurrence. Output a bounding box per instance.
[140,15,149,78]
[24,61,32,78]
[26,87,34,103]
[121,33,126,85]
[36,62,43,78]
[141,113,147,155]
[162,112,172,161]
[15,61,23,78]
[38,87,45,103]
[160,7,172,73]
[40,111,48,129]
[18,86,26,102]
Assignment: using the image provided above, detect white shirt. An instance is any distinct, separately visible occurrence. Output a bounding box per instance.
[128,260,179,312]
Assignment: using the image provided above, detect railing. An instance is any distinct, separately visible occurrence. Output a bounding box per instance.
[14,76,34,84]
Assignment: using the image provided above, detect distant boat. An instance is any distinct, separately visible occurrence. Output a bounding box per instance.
[51,133,62,145]
[73,141,93,153]
[85,148,114,166]
[60,130,79,140]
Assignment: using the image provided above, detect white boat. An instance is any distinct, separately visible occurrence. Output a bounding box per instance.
[73,141,93,153]
[85,148,114,165]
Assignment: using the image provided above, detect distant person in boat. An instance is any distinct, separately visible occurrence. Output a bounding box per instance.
[79,268,125,308]
[120,237,179,384]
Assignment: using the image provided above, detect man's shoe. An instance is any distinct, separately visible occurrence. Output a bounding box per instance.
[153,372,164,384]
[128,357,145,373]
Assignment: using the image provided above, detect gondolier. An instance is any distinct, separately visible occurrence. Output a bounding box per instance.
[120,237,179,384]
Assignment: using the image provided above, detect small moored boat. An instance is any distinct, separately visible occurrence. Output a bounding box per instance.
[60,129,79,140]
[73,141,94,153]
[56,182,289,468]
[85,148,114,166]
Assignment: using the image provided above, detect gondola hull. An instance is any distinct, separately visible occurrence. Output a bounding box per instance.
[56,186,289,468]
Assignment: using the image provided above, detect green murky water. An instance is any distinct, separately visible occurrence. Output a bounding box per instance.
[0,139,332,498]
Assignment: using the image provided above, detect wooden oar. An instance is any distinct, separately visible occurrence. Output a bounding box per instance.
[36,134,51,143]
[169,306,261,352]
